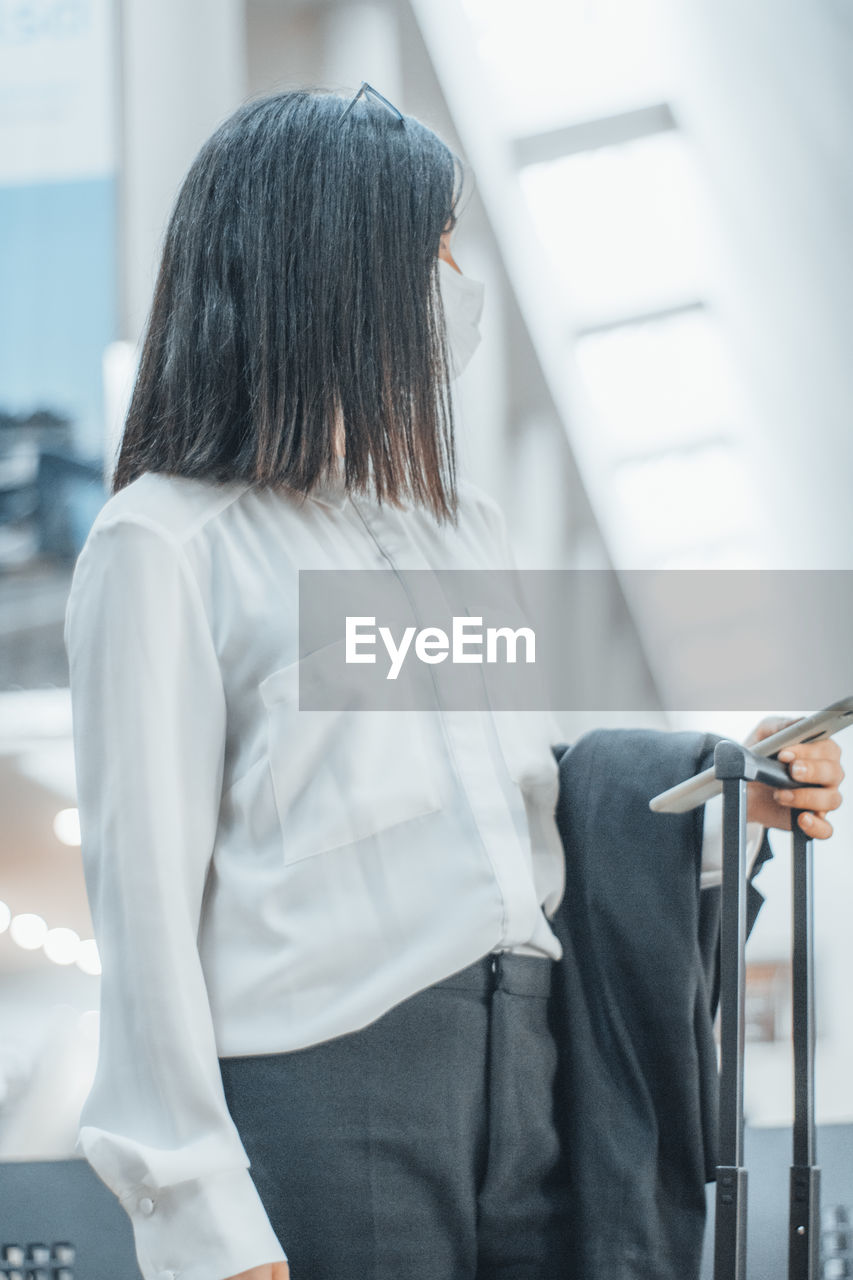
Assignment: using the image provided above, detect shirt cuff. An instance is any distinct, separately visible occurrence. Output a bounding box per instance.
[699,790,765,892]
[120,1164,288,1280]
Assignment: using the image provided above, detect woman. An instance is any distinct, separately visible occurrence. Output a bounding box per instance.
[64,87,844,1280]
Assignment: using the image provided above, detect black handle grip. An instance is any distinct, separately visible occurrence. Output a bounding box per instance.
[714,739,794,790]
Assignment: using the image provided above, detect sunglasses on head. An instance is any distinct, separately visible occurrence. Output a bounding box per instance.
[338,81,404,125]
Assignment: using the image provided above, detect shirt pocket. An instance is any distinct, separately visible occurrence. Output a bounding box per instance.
[258,644,444,865]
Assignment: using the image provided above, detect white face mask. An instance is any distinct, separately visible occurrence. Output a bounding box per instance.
[437,256,485,381]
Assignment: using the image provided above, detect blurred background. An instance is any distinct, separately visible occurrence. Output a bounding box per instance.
[1,0,851,1173]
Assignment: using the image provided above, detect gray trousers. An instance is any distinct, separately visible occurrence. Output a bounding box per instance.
[217,951,572,1279]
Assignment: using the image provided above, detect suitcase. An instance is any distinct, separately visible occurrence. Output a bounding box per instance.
[712,739,820,1280]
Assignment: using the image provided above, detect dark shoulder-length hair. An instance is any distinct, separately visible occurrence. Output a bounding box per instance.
[112,87,466,522]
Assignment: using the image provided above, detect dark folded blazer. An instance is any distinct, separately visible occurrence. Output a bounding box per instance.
[548,727,774,1280]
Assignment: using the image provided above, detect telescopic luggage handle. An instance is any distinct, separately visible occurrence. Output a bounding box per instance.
[712,739,819,1280]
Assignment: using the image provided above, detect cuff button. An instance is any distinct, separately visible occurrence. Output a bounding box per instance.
[139,1196,155,1215]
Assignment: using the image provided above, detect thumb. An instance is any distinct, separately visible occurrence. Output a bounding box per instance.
[742,714,801,749]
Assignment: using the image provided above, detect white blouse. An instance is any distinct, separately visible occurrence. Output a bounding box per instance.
[63,464,761,1280]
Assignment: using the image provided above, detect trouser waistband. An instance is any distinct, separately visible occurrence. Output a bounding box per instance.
[429,950,555,997]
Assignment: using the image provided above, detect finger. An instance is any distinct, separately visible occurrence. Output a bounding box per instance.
[782,757,845,787]
[796,810,833,839]
[771,786,843,812]
[778,737,842,763]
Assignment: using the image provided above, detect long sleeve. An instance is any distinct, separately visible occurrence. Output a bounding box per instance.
[64,515,288,1280]
[474,480,763,888]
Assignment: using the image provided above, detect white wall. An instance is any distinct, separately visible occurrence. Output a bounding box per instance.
[119,0,247,341]
[664,0,853,571]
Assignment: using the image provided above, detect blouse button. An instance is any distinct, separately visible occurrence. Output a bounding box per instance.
[139,1196,155,1215]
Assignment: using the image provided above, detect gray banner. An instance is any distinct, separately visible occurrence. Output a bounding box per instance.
[296,569,853,712]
